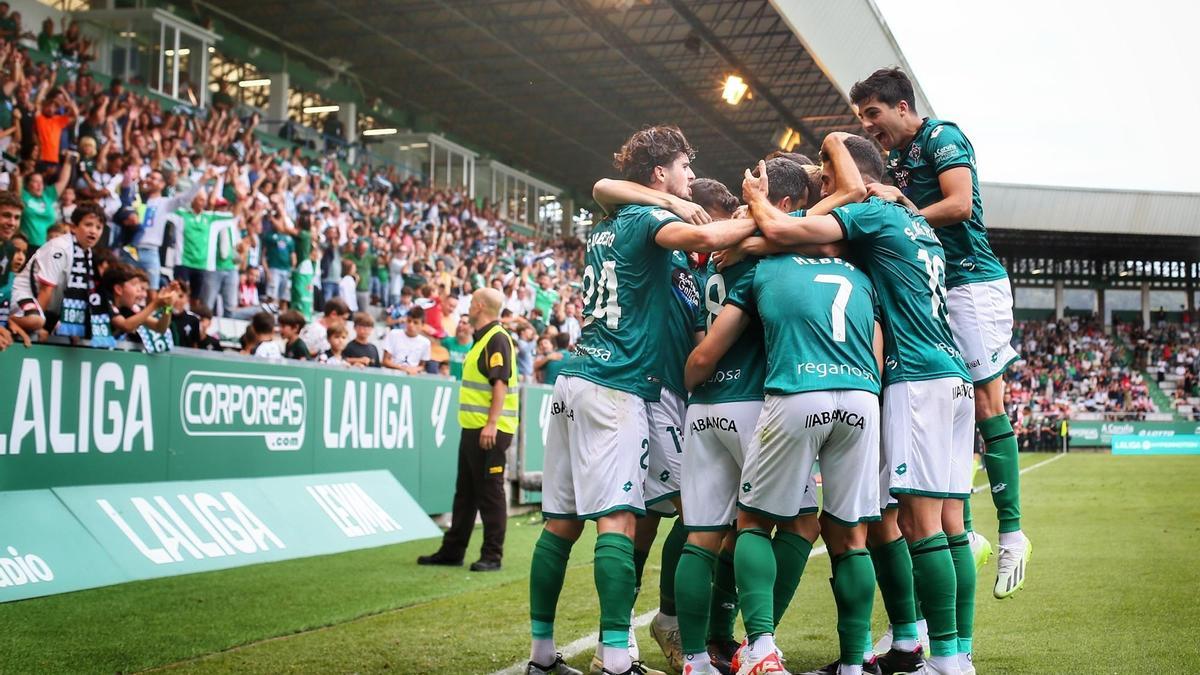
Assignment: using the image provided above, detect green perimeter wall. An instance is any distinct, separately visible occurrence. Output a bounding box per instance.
[0,345,475,514]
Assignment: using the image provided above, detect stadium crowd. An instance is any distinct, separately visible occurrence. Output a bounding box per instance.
[1131,321,1200,420]
[1006,317,1154,425]
[0,31,587,383]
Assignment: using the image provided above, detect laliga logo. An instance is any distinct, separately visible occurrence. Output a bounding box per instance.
[959,257,978,272]
[180,371,306,451]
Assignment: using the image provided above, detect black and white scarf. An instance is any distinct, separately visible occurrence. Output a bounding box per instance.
[55,235,115,348]
[136,313,174,353]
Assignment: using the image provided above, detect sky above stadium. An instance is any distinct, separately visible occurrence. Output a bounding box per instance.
[875,0,1198,193]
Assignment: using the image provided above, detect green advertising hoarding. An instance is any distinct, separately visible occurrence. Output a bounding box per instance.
[1,471,440,602]
[1112,435,1200,455]
[0,490,126,602]
[1068,420,1200,447]
[0,346,463,515]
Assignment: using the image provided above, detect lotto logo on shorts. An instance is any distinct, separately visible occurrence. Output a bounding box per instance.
[895,463,908,476]
[741,482,752,493]
[622,481,633,493]
[658,470,670,482]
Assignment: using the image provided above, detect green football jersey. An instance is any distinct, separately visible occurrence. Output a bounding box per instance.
[887,118,1006,289]
[832,198,969,386]
[727,254,880,396]
[659,250,703,399]
[689,256,767,404]
[559,204,683,401]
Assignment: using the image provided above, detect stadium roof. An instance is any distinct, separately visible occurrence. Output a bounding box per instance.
[198,0,915,197]
[983,183,1200,264]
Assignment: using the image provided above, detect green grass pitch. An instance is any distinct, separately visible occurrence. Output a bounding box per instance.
[2,452,1197,673]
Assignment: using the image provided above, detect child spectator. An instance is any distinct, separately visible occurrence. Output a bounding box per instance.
[279,309,310,360]
[383,305,431,374]
[319,320,349,366]
[248,311,282,360]
[193,304,223,351]
[339,259,359,312]
[343,311,380,367]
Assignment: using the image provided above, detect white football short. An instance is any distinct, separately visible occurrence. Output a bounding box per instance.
[542,376,649,520]
[644,387,686,516]
[946,278,1019,385]
[739,390,877,525]
[681,400,762,530]
[882,377,975,501]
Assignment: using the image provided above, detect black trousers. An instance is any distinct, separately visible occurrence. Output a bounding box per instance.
[440,427,511,562]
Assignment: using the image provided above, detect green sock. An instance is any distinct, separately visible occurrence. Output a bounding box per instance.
[909,533,958,658]
[634,547,651,595]
[530,529,575,639]
[962,497,974,533]
[947,532,976,656]
[675,544,717,655]
[659,519,686,616]
[831,549,875,667]
[979,413,1022,533]
[771,530,812,628]
[869,537,918,642]
[734,528,775,639]
[708,549,738,642]
[595,533,636,648]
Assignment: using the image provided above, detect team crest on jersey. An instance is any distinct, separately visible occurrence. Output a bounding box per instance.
[650,209,675,222]
[908,143,922,160]
[671,267,700,312]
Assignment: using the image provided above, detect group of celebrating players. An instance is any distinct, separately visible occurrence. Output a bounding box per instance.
[524,68,1030,675]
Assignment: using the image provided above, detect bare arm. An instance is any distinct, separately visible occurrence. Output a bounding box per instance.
[654,217,756,253]
[920,167,973,227]
[684,304,750,391]
[874,320,884,376]
[743,161,845,247]
[592,178,710,224]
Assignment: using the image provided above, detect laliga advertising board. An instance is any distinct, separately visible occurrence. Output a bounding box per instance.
[0,346,469,602]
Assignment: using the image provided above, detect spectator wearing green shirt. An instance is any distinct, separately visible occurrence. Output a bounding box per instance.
[19,160,72,247]
[533,272,558,319]
[263,226,296,308]
[535,332,572,386]
[441,319,474,379]
[343,238,374,312]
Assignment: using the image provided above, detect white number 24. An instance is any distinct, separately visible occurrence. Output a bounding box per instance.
[582,261,622,329]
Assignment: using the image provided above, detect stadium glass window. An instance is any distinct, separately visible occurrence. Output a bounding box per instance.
[208,54,269,110]
[287,88,338,129]
[35,0,93,11]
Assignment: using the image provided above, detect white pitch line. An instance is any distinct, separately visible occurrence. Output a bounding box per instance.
[498,451,1069,674]
[491,544,828,675]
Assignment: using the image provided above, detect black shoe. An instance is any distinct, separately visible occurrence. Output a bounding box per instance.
[469,559,502,572]
[525,652,584,675]
[801,659,883,675]
[876,646,924,675]
[417,551,463,566]
[706,638,739,674]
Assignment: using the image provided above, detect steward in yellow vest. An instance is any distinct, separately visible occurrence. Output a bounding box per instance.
[419,288,517,572]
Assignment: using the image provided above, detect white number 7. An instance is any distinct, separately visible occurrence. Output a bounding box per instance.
[814,274,852,342]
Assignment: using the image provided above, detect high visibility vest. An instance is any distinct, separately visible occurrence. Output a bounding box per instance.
[458,323,520,433]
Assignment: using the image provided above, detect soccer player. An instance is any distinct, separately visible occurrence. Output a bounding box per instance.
[744,136,976,675]
[850,67,1029,598]
[686,237,883,675]
[527,125,756,675]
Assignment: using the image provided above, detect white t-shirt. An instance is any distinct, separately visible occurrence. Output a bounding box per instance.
[383,329,431,368]
[11,234,74,310]
[254,340,283,360]
[300,321,329,354]
[339,275,359,311]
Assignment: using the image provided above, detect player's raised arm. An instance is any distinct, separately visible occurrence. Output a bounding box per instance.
[743,163,842,246]
[806,132,868,216]
[684,303,750,391]
[654,217,756,253]
[592,178,711,224]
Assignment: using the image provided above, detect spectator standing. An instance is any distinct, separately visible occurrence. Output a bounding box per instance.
[537,332,572,386]
[19,154,73,247]
[339,259,359,312]
[382,305,432,374]
[120,166,214,290]
[263,222,295,308]
[343,311,380,367]
[442,319,473,379]
[418,288,517,572]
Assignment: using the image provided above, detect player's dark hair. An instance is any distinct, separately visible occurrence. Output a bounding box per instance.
[689,178,738,216]
[70,201,105,226]
[849,67,917,113]
[827,135,886,184]
[764,150,814,166]
[613,125,696,185]
[764,157,807,206]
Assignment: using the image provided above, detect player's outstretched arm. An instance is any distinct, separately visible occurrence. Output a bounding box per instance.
[806,132,867,216]
[591,178,710,224]
[742,161,843,246]
[685,305,750,391]
[654,218,756,253]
